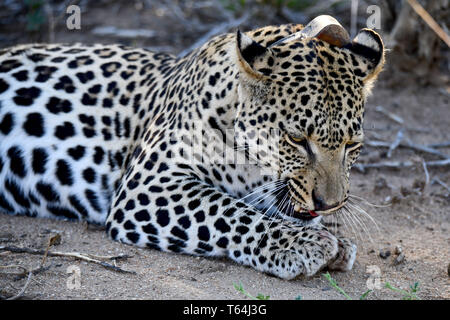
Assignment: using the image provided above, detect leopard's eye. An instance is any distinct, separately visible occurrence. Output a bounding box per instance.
[287,135,311,154]
[290,136,305,144]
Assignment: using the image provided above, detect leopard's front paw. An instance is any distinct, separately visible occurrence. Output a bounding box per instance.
[327,238,357,271]
[268,227,339,279]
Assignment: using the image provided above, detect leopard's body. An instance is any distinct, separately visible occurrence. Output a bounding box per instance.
[0,16,384,279]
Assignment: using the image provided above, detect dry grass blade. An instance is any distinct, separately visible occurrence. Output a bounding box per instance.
[41,233,61,267]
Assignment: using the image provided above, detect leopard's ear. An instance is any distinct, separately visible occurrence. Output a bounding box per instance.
[235,30,273,81]
[346,28,385,86]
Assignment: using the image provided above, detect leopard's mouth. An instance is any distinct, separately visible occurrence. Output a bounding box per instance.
[271,184,347,222]
[278,187,347,221]
[274,190,319,221]
[289,199,320,221]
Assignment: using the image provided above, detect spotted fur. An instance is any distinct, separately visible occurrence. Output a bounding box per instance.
[0,17,384,279]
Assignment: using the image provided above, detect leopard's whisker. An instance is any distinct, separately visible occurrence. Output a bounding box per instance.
[349,194,390,208]
[252,186,287,226]
[346,201,381,235]
[255,191,297,250]
[238,180,284,202]
[263,191,290,234]
[344,205,374,244]
[342,206,366,244]
[233,181,287,221]
[340,209,358,241]
[270,189,290,220]
[340,208,357,241]
[278,193,292,229]
[333,211,339,234]
[338,209,351,238]
[327,209,340,234]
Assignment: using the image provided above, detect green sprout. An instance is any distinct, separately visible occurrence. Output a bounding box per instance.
[233,282,270,300]
[384,282,420,300]
[323,272,353,300]
[323,272,372,300]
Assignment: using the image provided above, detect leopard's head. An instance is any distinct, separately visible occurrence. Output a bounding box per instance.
[234,16,385,221]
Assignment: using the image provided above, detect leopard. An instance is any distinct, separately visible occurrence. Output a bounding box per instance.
[0,15,384,279]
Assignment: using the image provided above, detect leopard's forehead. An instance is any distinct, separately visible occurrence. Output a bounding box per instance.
[250,38,365,150]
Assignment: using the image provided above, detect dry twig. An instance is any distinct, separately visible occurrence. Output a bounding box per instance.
[354,159,450,172]
[407,0,450,47]
[6,271,32,300]
[0,265,35,300]
[365,140,449,159]
[432,178,450,193]
[0,264,53,279]
[421,159,430,190]
[428,141,450,149]
[374,106,404,124]
[0,246,135,274]
[387,129,404,158]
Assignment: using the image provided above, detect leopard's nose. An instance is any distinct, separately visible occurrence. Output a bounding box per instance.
[312,190,340,213]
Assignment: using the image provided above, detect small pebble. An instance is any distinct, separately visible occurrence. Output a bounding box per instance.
[393,253,405,265]
[394,245,403,255]
[380,249,391,259]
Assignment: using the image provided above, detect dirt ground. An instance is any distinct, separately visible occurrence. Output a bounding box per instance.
[0,1,449,300]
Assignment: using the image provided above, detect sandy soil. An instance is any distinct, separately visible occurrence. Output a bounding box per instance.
[0,84,449,300]
[0,0,449,300]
